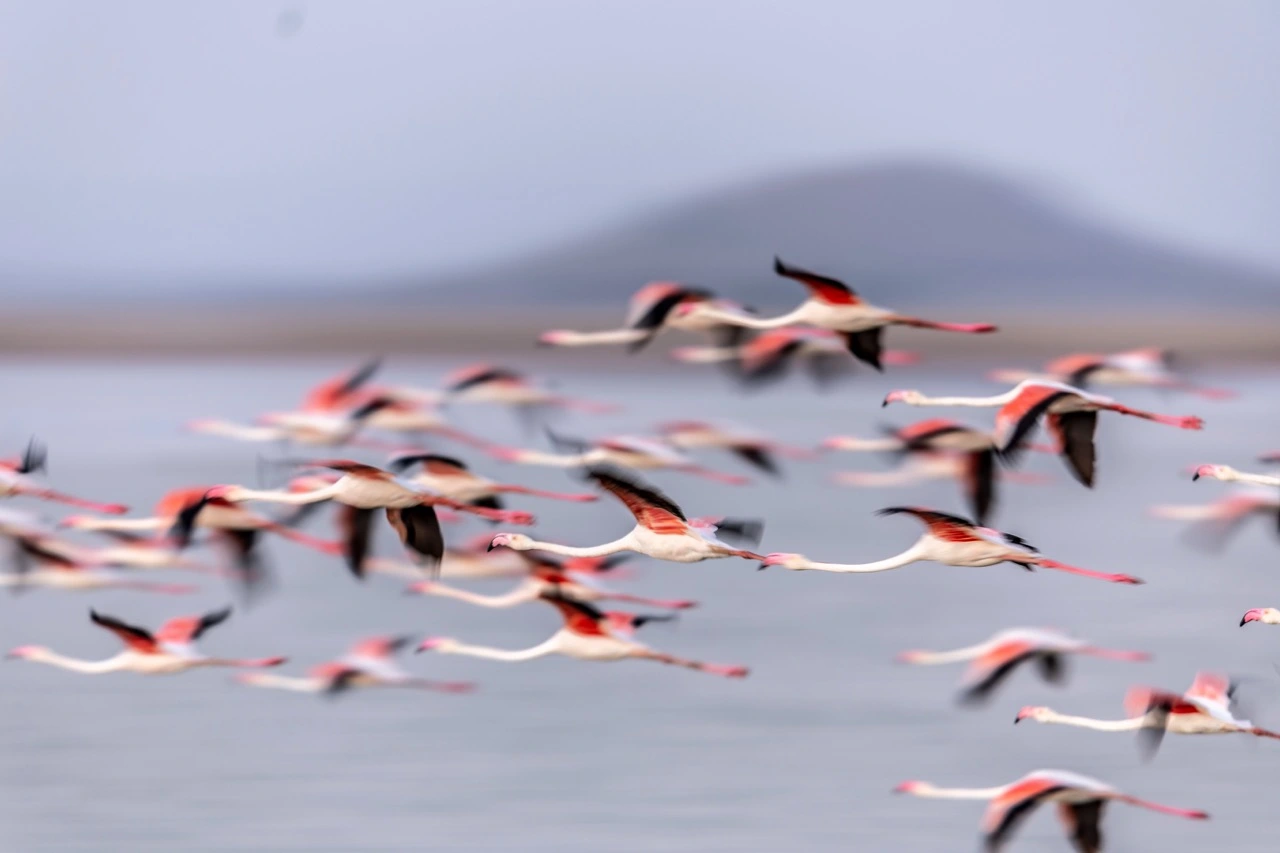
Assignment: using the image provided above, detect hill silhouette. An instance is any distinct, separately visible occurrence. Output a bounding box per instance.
[416,161,1277,312]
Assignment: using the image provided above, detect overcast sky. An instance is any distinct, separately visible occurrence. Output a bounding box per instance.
[1,0,1276,284]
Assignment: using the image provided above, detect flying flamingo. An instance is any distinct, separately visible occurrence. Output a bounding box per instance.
[488,432,750,485]
[187,396,395,449]
[0,532,198,594]
[487,466,765,564]
[1015,671,1280,759]
[0,440,127,514]
[236,635,474,696]
[439,364,617,414]
[898,627,1149,704]
[654,420,814,478]
[1191,464,1280,488]
[690,257,996,369]
[883,379,1204,487]
[823,418,1027,524]
[1150,488,1280,550]
[212,461,535,577]
[988,347,1234,400]
[1241,608,1280,626]
[760,507,1142,584]
[417,589,748,678]
[672,327,918,387]
[364,536,636,582]
[388,453,598,515]
[894,769,1208,852]
[6,607,285,674]
[406,555,695,610]
[538,282,752,351]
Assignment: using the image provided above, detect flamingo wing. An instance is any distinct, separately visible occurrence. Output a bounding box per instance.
[386,505,444,569]
[212,529,269,596]
[959,640,1036,704]
[730,446,779,477]
[539,589,609,636]
[1057,800,1105,853]
[876,506,982,543]
[843,328,883,370]
[962,449,996,526]
[587,467,689,535]
[995,385,1077,463]
[444,365,524,394]
[981,777,1065,852]
[1049,411,1098,487]
[338,506,375,578]
[89,609,158,653]
[1044,353,1105,389]
[388,453,470,476]
[156,607,232,644]
[349,635,412,660]
[773,257,861,305]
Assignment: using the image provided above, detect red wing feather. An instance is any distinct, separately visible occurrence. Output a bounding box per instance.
[773,257,861,306]
[89,610,158,654]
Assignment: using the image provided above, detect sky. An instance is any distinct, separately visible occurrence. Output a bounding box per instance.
[0,0,1277,285]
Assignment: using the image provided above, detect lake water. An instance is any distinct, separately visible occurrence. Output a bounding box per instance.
[0,358,1276,852]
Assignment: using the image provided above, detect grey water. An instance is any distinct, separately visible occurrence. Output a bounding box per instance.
[0,358,1276,852]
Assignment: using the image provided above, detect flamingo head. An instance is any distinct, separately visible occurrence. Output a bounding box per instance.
[404,581,438,596]
[1014,705,1051,724]
[6,645,48,661]
[892,781,934,795]
[1241,607,1280,626]
[57,515,92,529]
[537,331,574,347]
[758,552,809,571]
[416,637,459,654]
[882,389,924,408]
[1192,464,1230,482]
[487,533,532,552]
[895,650,928,664]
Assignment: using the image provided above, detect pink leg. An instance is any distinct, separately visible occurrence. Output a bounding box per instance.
[641,651,749,678]
[266,525,345,557]
[679,466,750,485]
[729,549,766,561]
[234,656,288,668]
[499,485,599,503]
[1117,796,1209,820]
[24,488,128,515]
[431,426,498,450]
[410,679,476,693]
[1078,646,1150,662]
[554,397,621,414]
[1034,558,1144,585]
[119,582,198,594]
[894,317,998,333]
[604,592,698,610]
[1107,405,1203,430]
[447,500,534,526]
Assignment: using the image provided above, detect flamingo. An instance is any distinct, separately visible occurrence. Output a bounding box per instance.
[1015,671,1280,758]
[439,364,617,414]
[823,419,1017,524]
[187,395,395,450]
[538,282,751,351]
[672,327,918,387]
[237,635,474,696]
[883,379,1204,487]
[487,466,765,564]
[213,460,535,577]
[690,257,996,369]
[6,607,285,674]
[61,485,344,593]
[988,348,1234,400]
[417,589,748,678]
[760,507,1142,584]
[388,453,598,515]
[1191,464,1280,488]
[894,769,1208,852]
[406,555,695,610]
[654,420,813,478]
[0,532,198,594]
[0,439,127,514]
[1150,488,1280,550]
[488,432,750,485]
[898,627,1149,704]
[365,536,635,582]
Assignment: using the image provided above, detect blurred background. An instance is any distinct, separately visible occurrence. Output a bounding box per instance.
[1,3,1278,853]
[1,0,1276,357]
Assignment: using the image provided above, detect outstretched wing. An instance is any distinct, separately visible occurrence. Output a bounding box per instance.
[1058,800,1105,853]
[539,589,609,636]
[981,777,1063,852]
[773,257,861,306]
[156,607,233,645]
[89,609,157,653]
[876,506,982,542]
[994,384,1075,462]
[388,453,470,476]
[586,466,688,534]
[387,505,444,570]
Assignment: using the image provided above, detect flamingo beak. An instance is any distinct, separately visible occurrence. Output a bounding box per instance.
[1241,609,1263,626]
[416,637,445,653]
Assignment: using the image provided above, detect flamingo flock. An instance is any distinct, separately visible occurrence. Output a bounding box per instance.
[4,256,1265,851]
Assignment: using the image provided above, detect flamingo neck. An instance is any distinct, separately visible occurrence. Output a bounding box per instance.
[1224,469,1280,487]
[422,581,538,608]
[540,328,650,347]
[793,542,927,573]
[443,637,561,662]
[238,673,321,692]
[902,642,992,665]
[513,535,634,559]
[910,785,1005,800]
[229,483,343,505]
[697,304,809,331]
[908,391,1014,408]
[1034,710,1145,731]
[503,450,586,468]
[23,650,127,674]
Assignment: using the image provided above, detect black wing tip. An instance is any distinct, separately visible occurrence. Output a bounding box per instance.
[20,438,48,475]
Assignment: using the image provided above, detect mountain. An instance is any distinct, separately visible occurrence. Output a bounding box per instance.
[413,161,1278,312]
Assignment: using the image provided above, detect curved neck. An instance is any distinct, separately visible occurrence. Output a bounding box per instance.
[67,517,164,532]
[910,391,1013,408]
[697,304,808,330]
[1226,469,1280,487]
[1037,710,1146,731]
[507,450,585,467]
[26,651,126,674]
[826,437,903,452]
[240,674,320,692]
[424,581,537,608]
[794,542,927,573]
[515,534,633,559]
[445,637,561,662]
[549,329,650,346]
[906,642,992,665]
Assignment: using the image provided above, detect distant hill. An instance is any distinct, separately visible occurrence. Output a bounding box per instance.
[413,161,1278,311]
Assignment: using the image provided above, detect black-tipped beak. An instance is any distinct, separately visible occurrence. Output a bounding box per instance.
[486,541,498,552]
[1191,472,1201,481]
[880,397,889,408]
[1013,715,1022,724]
[1240,617,1249,627]
[756,563,768,571]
